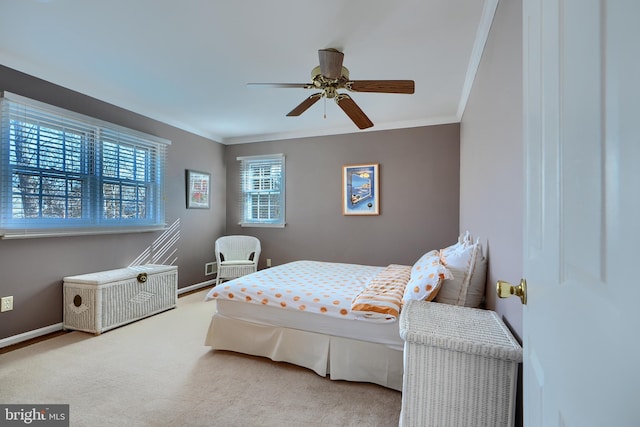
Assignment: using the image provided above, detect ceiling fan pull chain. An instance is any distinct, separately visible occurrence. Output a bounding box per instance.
[324,96,327,119]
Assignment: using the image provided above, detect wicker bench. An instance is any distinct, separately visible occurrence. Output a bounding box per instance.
[399,300,522,427]
[63,264,178,335]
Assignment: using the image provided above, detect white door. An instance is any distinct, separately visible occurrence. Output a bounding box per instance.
[522,0,640,426]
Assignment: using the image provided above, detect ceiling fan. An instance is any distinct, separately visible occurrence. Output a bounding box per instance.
[248,48,415,130]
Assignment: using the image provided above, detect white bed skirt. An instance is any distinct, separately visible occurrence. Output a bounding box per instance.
[205,313,404,391]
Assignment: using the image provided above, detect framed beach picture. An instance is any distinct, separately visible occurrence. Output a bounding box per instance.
[342,163,379,215]
[186,169,211,209]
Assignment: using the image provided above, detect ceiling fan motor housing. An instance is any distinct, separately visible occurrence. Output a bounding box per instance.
[311,66,351,98]
[311,65,350,82]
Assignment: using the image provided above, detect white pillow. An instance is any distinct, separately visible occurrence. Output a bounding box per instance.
[439,231,469,257]
[403,251,452,302]
[435,234,486,307]
[464,238,487,307]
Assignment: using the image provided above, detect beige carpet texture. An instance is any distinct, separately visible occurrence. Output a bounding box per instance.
[0,289,402,427]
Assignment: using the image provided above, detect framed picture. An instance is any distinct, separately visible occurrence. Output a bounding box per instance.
[342,163,379,215]
[186,169,211,209]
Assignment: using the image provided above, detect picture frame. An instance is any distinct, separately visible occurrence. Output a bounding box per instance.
[342,163,379,215]
[185,169,211,209]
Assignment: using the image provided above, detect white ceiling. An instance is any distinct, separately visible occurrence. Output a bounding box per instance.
[0,0,497,144]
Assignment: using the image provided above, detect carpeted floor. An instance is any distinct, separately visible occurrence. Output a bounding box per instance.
[0,289,402,426]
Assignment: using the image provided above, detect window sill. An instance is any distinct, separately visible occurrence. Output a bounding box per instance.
[239,222,286,229]
[0,225,167,240]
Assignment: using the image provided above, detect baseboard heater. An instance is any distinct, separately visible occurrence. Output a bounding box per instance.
[63,264,178,335]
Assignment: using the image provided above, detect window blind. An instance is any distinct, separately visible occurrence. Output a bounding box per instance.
[0,91,170,238]
[237,154,285,227]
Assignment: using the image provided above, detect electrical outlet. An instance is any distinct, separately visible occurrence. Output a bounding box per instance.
[1,296,13,312]
[266,258,272,267]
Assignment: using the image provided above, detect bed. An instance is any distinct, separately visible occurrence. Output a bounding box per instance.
[204,260,413,391]
[204,234,486,391]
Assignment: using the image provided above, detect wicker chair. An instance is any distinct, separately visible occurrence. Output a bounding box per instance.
[215,235,261,285]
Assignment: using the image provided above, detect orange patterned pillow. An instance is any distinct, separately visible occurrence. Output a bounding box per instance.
[403,251,453,302]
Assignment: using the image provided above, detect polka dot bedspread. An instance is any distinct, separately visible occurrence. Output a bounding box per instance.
[206,260,408,323]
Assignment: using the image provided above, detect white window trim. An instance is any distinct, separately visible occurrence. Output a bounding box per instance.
[0,91,171,239]
[237,154,286,228]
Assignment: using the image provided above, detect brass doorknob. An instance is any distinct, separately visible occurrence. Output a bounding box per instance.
[496,279,527,305]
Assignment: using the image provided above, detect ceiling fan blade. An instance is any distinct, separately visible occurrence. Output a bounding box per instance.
[318,48,344,80]
[247,83,313,89]
[335,94,373,129]
[286,93,323,116]
[347,80,415,94]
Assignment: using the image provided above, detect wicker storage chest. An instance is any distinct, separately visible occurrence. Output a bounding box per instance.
[399,300,522,427]
[63,264,178,335]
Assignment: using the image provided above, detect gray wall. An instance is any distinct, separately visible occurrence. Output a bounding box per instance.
[225,124,461,269]
[460,0,523,338]
[2,2,514,343]
[0,66,226,340]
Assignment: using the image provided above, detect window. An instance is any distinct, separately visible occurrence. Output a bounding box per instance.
[0,91,170,238]
[238,154,285,227]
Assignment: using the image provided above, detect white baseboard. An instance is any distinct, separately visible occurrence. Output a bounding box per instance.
[178,279,216,295]
[0,323,63,349]
[1,279,216,349]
